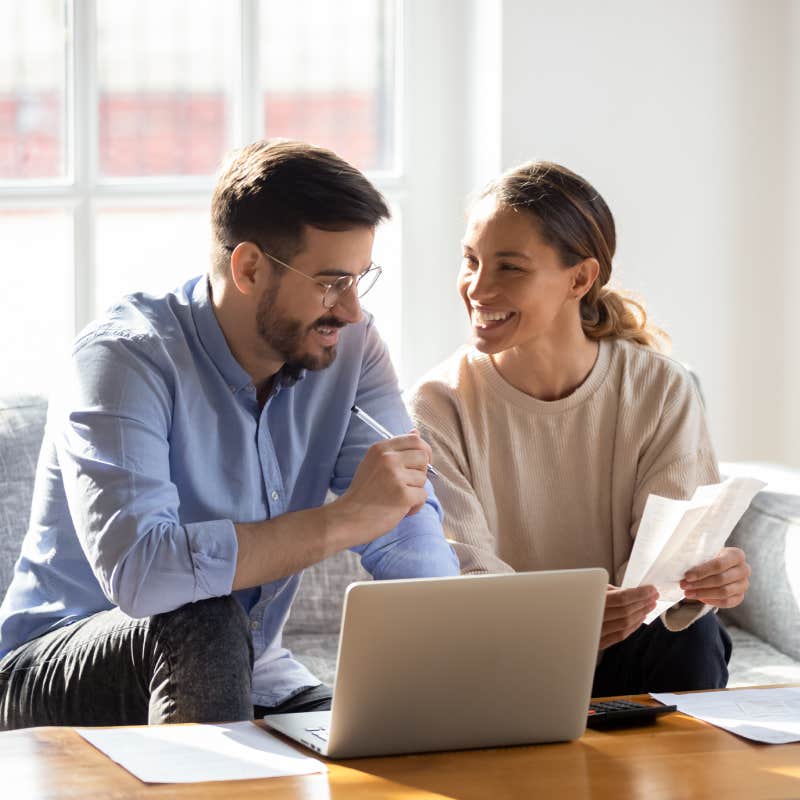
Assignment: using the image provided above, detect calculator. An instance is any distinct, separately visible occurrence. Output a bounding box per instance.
[586,699,678,729]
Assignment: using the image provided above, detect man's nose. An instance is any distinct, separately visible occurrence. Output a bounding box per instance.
[332,285,363,323]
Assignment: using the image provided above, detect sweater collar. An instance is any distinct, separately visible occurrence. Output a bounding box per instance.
[471,339,613,414]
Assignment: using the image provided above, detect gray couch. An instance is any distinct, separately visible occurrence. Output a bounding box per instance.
[1,394,799,690]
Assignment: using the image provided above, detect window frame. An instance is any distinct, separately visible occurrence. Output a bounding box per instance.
[0,0,405,339]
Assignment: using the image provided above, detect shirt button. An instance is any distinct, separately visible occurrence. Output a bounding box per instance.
[271,490,279,501]
[250,620,259,631]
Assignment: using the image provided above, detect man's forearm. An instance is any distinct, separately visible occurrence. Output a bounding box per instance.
[232,500,364,590]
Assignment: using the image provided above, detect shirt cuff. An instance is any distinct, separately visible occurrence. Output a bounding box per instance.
[661,599,714,631]
[363,504,459,579]
[184,519,239,600]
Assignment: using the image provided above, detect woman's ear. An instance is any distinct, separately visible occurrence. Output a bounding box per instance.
[230,242,265,297]
[571,258,600,300]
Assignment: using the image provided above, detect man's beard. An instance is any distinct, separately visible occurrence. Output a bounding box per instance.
[255,283,343,371]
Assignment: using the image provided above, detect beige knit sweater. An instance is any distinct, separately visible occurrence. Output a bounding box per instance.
[407,338,720,631]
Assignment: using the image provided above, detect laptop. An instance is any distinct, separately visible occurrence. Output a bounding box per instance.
[264,568,607,759]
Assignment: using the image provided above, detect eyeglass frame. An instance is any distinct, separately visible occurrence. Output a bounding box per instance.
[224,242,382,309]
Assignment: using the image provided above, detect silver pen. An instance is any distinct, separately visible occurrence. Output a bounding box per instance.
[351,404,440,479]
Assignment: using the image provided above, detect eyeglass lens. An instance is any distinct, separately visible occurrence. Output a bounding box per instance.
[355,266,381,297]
[324,267,381,307]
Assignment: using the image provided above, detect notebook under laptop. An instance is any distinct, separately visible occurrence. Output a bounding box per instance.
[264,568,607,759]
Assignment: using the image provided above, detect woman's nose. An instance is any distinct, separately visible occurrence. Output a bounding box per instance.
[465,266,496,300]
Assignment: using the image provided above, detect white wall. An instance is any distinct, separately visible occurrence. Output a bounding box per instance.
[785,1,800,468]
[398,0,473,386]
[409,0,799,467]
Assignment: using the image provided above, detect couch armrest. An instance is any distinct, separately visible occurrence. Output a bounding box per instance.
[720,463,800,661]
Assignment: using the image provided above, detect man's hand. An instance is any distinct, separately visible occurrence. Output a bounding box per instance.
[334,433,431,546]
[680,546,751,608]
[600,585,659,650]
[233,432,433,591]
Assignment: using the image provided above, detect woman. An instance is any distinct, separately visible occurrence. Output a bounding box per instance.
[407,161,750,695]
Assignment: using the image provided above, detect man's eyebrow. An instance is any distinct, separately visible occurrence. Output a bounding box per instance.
[313,268,351,278]
[312,265,371,279]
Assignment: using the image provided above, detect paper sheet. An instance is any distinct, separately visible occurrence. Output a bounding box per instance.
[76,720,327,783]
[621,477,765,623]
[651,687,800,744]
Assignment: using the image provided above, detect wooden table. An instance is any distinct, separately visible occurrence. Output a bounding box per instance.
[3,691,799,799]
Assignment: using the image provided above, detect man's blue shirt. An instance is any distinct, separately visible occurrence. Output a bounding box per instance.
[0,276,458,705]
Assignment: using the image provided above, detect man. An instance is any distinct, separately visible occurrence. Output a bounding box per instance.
[0,140,459,729]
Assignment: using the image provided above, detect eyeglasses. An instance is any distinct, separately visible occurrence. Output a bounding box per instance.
[225,242,382,309]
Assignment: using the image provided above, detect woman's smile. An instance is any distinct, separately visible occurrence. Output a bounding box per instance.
[471,307,517,329]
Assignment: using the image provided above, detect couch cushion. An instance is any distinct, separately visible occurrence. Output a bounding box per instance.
[726,624,800,688]
[283,549,370,681]
[722,487,800,662]
[284,548,370,637]
[0,395,48,599]
[284,623,800,692]
[283,632,339,686]
[283,624,800,693]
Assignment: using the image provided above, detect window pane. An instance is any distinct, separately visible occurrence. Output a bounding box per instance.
[0,0,68,180]
[259,0,396,172]
[94,207,210,316]
[96,1,234,178]
[0,210,73,394]
[364,209,402,371]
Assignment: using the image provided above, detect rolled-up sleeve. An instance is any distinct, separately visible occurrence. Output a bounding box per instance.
[355,493,459,578]
[57,333,238,618]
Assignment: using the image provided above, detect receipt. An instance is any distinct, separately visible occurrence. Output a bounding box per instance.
[622,477,765,623]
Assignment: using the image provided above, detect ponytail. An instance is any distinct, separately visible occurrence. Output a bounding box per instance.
[581,285,670,353]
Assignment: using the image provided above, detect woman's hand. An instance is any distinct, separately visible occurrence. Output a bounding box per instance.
[680,546,751,608]
[600,585,659,650]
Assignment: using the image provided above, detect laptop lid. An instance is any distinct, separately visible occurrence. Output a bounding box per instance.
[315,568,606,758]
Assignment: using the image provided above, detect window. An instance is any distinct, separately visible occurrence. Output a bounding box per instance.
[0,0,402,394]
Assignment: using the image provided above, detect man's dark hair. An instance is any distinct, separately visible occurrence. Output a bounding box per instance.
[210,139,390,274]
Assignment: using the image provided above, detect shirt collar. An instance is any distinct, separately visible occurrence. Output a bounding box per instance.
[190,276,306,395]
[277,362,307,390]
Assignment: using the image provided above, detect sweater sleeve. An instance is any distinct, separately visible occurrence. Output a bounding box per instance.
[406,382,515,575]
[627,372,721,631]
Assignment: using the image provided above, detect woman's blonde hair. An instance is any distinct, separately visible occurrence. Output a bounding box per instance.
[481,161,669,352]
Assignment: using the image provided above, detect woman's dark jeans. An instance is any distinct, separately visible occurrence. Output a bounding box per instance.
[593,612,732,697]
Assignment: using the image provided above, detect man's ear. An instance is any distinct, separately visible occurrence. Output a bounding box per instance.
[230,242,266,297]
[571,258,600,300]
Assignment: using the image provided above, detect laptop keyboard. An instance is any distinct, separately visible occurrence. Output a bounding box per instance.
[304,725,329,743]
